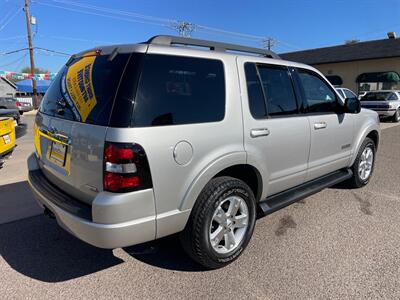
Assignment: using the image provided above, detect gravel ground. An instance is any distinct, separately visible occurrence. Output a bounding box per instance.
[0,117,400,299]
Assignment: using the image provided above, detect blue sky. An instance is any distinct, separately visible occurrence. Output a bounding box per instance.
[1,0,399,72]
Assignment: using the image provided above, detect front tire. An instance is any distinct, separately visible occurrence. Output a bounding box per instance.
[347,137,376,188]
[180,176,256,269]
[392,109,400,123]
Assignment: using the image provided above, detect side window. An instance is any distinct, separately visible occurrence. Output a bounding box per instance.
[244,63,267,118]
[337,89,345,98]
[388,93,399,101]
[258,65,298,116]
[133,55,225,126]
[298,70,338,113]
[344,89,357,99]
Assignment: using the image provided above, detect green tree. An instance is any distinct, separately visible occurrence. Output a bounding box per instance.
[20,67,50,74]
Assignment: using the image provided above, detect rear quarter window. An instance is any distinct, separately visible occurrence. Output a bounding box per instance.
[132,54,225,126]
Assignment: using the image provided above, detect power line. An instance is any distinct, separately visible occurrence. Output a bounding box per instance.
[0,5,23,32]
[51,0,174,24]
[36,1,169,27]
[0,53,28,68]
[0,48,29,55]
[0,47,70,56]
[0,35,26,41]
[36,34,115,45]
[34,47,70,56]
[36,0,301,50]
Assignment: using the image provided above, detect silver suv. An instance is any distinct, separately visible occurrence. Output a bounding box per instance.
[28,35,380,269]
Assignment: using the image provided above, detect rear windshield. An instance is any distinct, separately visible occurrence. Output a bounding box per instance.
[39,53,131,126]
[361,92,391,101]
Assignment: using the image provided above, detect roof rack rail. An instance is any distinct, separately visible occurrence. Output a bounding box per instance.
[147,35,280,59]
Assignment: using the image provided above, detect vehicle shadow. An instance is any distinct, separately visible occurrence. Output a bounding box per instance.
[123,234,206,272]
[15,123,28,139]
[0,181,42,224]
[0,215,123,282]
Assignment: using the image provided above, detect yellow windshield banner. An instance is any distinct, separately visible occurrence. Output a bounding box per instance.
[65,55,97,122]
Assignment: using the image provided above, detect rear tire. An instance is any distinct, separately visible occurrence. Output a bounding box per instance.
[180,176,256,269]
[392,109,400,123]
[347,137,376,188]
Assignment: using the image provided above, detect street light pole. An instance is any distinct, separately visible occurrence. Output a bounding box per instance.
[24,0,38,108]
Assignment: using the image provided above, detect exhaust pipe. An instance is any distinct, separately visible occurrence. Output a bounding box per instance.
[44,206,55,219]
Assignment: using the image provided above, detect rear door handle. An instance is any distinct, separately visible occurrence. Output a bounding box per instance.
[250,128,270,138]
[314,122,327,130]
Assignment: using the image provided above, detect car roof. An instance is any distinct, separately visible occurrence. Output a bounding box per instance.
[74,35,317,73]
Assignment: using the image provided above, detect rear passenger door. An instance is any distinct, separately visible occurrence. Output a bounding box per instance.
[295,68,354,181]
[239,59,311,197]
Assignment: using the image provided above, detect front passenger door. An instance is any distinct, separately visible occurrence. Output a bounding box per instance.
[296,69,354,181]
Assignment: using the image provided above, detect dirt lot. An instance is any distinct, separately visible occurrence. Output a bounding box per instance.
[1,115,400,299]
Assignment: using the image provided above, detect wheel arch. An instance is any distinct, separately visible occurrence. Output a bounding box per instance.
[212,164,263,202]
[179,152,264,211]
[366,130,379,150]
[350,124,380,166]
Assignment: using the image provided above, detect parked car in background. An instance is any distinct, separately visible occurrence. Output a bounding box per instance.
[0,97,32,115]
[358,91,368,99]
[0,108,20,127]
[336,88,358,100]
[0,97,18,111]
[0,115,16,168]
[360,90,400,122]
[15,100,33,115]
[28,35,380,269]
[0,108,27,139]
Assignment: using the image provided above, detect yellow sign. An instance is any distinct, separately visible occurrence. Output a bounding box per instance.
[65,56,97,122]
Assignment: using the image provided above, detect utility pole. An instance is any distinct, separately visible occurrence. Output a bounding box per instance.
[24,0,38,108]
[263,37,275,51]
[171,21,196,37]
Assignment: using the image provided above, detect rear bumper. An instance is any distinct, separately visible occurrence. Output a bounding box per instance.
[0,145,15,159]
[377,110,396,117]
[27,153,156,249]
[18,108,33,114]
[361,107,396,117]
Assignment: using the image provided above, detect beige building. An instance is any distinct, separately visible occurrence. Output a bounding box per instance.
[281,36,400,94]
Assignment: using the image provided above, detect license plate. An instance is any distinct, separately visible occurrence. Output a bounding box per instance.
[49,141,67,166]
[3,134,10,144]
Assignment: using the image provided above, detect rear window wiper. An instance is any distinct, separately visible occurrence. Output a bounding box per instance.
[55,98,77,120]
[66,54,77,67]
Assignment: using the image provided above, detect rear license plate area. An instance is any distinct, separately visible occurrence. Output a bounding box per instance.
[2,134,10,144]
[49,141,67,167]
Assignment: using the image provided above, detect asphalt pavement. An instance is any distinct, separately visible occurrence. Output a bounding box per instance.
[1,115,400,299]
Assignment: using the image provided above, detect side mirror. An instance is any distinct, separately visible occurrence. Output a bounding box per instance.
[344,97,361,114]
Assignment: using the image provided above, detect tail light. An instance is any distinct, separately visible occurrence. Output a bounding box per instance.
[103,142,152,193]
[16,101,21,107]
